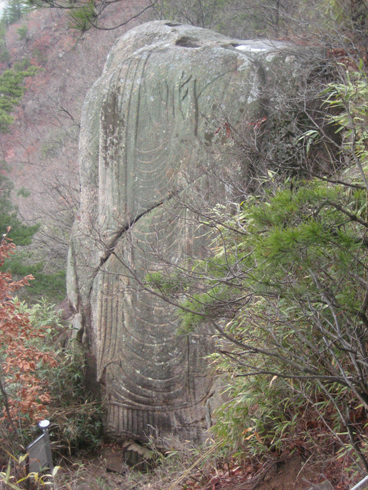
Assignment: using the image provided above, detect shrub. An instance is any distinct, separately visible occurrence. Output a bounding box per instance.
[0,234,57,460]
[0,238,102,469]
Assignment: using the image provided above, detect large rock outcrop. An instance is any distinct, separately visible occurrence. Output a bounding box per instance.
[67,21,317,444]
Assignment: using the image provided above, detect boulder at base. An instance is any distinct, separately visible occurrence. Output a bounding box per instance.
[67,20,316,444]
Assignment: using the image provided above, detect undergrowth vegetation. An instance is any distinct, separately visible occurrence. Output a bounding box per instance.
[0,237,103,487]
[168,66,368,480]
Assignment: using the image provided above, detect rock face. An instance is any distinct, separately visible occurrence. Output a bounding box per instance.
[67,20,313,443]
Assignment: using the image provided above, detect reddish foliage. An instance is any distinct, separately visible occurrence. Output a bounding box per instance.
[31,33,53,53]
[0,235,57,423]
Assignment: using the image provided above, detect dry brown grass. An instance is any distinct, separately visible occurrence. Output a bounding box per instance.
[54,456,190,490]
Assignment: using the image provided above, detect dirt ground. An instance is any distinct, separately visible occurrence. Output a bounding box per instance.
[53,451,353,489]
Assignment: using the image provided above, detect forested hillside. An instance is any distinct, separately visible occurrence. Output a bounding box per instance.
[0,0,150,301]
[1,1,368,489]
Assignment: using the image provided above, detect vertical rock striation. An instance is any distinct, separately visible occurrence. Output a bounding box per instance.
[67,21,316,443]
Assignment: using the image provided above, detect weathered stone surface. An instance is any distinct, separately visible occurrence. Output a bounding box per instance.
[67,20,314,444]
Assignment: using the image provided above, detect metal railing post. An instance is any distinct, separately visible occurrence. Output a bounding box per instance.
[38,420,53,472]
[26,419,53,474]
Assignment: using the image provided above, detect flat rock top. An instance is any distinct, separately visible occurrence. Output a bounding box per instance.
[104,20,289,72]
